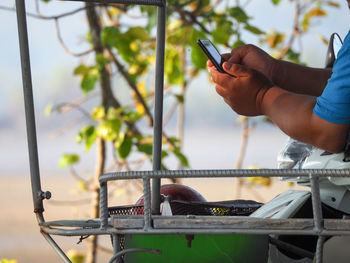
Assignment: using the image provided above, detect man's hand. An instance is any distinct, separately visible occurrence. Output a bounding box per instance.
[208,61,273,116]
[229,44,277,81]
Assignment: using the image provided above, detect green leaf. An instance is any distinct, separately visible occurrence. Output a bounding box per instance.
[285,49,302,64]
[67,250,86,263]
[188,28,207,46]
[232,39,246,49]
[59,154,79,168]
[212,22,232,45]
[91,106,106,120]
[74,65,100,94]
[165,48,185,85]
[118,135,133,159]
[161,150,169,159]
[175,94,184,104]
[121,111,142,122]
[172,148,189,168]
[96,54,110,67]
[302,8,327,32]
[77,180,88,192]
[265,31,285,48]
[271,0,281,5]
[107,106,128,119]
[97,119,122,141]
[117,131,126,146]
[244,24,264,35]
[327,1,340,8]
[76,125,97,151]
[191,45,208,70]
[228,7,249,23]
[0,260,17,263]
[126,27,150,42]
[136,143,153,155]
[101,26,120,46]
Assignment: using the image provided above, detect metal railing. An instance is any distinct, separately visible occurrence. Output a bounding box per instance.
[15,0,350,262]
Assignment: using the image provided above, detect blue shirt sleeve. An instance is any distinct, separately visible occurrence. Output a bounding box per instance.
[313,31,350,124]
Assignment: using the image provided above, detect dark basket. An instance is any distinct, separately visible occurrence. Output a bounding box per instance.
[108,199,263,217]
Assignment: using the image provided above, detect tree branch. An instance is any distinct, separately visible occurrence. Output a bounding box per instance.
[106,47,154,126]
[0,5,87,20]
[55,19,93,57]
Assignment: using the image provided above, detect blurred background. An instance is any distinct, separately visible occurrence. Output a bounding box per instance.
[0,0,349,262]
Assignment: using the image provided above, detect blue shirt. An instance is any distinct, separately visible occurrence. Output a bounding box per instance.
[314,31,350,124]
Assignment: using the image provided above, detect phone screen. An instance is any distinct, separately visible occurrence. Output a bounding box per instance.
[197,39,236,77]
[202,40,222,65]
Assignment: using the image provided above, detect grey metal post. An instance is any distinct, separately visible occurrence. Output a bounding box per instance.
[112,234,122,263]
[151,0,166,215]
[143,177,152,229]
[100,182,109,229]
[315,236,325,263]
[15,0,45,222]
[309,174,323,232]
[41,232,72,263]
[309,173,324,263]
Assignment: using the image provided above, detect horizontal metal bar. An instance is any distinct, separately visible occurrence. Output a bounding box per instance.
[60,0,164,7]
[40,219,101,228]
[42,225,350,237]
[41,217,350,236]
[152,216,315,230]
[100,169,350,183]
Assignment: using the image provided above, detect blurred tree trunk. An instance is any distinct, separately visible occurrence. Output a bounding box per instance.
[84,3,109,263]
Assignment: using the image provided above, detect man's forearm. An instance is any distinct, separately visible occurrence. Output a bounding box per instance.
[261,86,349,153]
[272,60,332,97]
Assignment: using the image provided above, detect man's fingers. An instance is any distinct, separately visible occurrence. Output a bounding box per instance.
[210,69,231,86]
[223,62,251,77]
[215,85,229,97]
[221,53,231,61]
[207,59,214,67]
[229,44,256,64]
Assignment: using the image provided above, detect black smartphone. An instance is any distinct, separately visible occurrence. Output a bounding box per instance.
[197,39,236,77]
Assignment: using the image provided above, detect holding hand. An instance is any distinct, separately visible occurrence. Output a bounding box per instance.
[229,44,277,81]
[208,61,274,116]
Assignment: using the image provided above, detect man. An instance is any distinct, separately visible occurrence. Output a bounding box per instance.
[208,28,350,153]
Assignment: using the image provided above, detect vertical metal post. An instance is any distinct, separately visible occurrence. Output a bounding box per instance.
[100,182,108,229]
[112,234,122,263]
[309,173,324,263]
[15,0,44,222]
[151,0,166,215]
[309,174,323,232]
[143,177,152,229]
[315,236,325,263]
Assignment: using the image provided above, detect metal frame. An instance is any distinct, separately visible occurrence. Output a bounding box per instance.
[15,0,350,262]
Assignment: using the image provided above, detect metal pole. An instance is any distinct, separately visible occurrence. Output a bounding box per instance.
[151,0,166,215]
[41,232,72,263]
[315,236,325,263]
[143,177,152,229]
[100,182,109,229]
[112,234,122,263]
[15,0,45,222]
[309,173,324,263]
[309,174,323,232]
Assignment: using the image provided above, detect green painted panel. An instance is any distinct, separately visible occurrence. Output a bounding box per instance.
[124,234,268,263]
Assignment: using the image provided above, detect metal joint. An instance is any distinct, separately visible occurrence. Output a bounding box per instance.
[39,190,52,200]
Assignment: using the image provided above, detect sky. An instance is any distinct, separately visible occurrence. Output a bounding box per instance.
[0,0,349,174]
